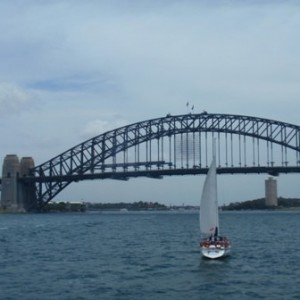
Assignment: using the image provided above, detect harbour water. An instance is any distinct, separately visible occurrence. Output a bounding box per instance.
[0,211,299,299]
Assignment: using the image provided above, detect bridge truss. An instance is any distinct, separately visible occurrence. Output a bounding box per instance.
[23,113,300,210]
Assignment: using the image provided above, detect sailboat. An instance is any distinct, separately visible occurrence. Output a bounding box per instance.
[199,142,231,259]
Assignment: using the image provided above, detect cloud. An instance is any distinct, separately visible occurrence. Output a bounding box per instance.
[81,116,129,139]
[1,1,299,110]
[0,82,36,116]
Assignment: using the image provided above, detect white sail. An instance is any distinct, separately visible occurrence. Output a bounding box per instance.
[199,140,231,259]
[199,154,219,236]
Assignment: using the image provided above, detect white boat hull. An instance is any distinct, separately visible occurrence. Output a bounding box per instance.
[201,245,231,259]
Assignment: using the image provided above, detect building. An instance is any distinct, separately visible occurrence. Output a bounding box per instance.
[265,177,278,207]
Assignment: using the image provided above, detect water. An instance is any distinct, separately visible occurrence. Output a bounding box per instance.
[0,211,300,300]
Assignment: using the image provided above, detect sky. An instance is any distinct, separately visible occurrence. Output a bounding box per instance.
[0,0,300,206]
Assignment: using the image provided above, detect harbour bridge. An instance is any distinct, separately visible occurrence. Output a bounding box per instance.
[2,112,300,211]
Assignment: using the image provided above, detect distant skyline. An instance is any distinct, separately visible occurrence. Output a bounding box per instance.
[0,0,300,205]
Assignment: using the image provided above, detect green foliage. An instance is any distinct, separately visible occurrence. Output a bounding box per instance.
[88,201,167,211]
[222,197,300,210]
[44,201,167,212]
[44,202,86,212]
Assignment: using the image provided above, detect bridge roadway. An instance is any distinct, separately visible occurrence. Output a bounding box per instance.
[2,165,300,185]
[18,165,300,182]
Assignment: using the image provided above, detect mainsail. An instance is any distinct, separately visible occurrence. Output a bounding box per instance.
[199,153,219,236]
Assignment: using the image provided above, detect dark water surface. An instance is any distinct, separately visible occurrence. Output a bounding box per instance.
[0,211,299,300]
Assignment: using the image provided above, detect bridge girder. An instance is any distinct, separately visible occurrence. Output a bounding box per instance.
[22,113,300,210]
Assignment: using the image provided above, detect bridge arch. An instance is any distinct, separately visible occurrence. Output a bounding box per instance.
[26,113,300,210]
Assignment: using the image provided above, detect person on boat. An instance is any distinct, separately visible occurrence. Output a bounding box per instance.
[214,226,218,238]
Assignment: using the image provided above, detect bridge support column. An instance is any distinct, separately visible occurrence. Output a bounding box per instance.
[19,157,36,212]
[1,155,21,212]
[1,155,36,212]
[265,177,278,207]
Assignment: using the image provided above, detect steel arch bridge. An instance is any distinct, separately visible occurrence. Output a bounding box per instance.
[22,112,300,211]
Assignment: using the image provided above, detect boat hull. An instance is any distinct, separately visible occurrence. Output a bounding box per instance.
[201,245,231,259]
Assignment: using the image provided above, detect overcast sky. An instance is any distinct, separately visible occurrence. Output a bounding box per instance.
[1,0,300,206]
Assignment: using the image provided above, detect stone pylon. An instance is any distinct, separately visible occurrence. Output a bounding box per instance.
[1,155,36,212]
